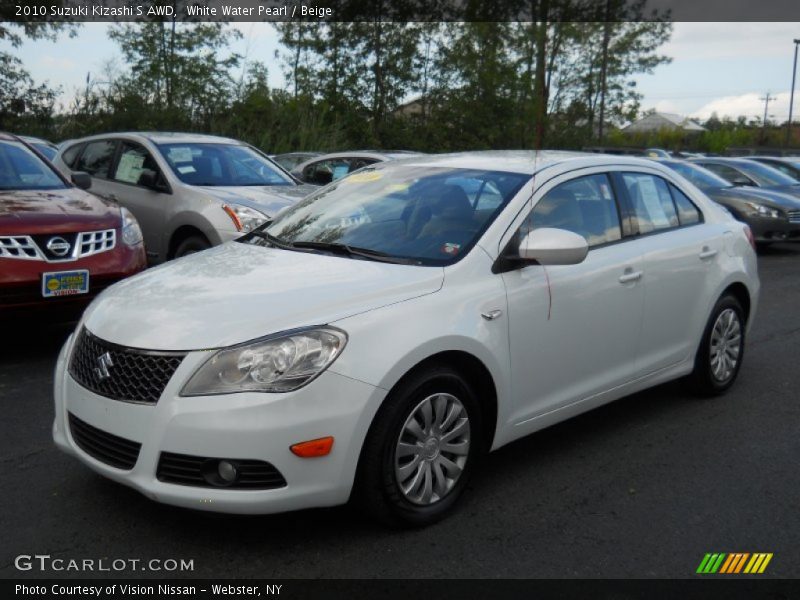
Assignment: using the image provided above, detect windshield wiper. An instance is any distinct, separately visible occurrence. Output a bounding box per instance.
[247,229,299,251]
[292,241,420,265]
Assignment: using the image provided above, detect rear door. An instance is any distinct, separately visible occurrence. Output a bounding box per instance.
[614,171,719,375]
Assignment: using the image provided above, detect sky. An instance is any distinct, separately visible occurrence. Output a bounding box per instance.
[8,22,800,124]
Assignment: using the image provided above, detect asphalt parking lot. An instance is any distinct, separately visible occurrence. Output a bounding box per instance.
[2,244,799,580]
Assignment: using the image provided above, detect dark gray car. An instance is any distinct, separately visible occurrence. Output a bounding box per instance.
[660,159,800,244]
[689,157,800,199]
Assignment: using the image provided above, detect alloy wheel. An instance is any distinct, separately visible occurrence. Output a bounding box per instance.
[709,308,742,383]
[394,393,471,505]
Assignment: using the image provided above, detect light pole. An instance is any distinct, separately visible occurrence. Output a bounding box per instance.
[786,39,800,147]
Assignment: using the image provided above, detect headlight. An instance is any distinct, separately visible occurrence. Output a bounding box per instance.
[120,207,143,246]
[222,204,269,233]
[181,327,347,395]
[745,202,781,219]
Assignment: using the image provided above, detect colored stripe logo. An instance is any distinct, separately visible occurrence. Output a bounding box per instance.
[697,553,773,574]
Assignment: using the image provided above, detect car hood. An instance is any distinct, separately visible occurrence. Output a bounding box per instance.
[0,188,120,235]
[710,186,800,210]
[83,241,444,351]
[197,184,315,218]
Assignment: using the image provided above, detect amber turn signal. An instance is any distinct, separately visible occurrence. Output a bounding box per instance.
[290,436,334,458]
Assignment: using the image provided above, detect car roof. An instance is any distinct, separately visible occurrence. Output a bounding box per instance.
[375,150,667,175]
[19,135,54,146]
[750,156,800,162]
[691,157,758,166]
[63,131,246,146]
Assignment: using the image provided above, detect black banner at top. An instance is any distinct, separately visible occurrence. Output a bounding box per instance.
[4,0,800,23]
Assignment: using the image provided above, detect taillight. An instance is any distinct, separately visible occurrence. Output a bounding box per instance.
[744,225,756,251]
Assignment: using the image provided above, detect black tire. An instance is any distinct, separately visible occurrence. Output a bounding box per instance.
[173,235,211,258]
[687,294,746,396]
[354,364,484,527]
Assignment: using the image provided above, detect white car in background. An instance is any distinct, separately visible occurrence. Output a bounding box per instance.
[53,132,315,262]
[53,152,759,526]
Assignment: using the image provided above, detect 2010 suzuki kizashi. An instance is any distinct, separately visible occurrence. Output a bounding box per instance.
[53,152,759,526]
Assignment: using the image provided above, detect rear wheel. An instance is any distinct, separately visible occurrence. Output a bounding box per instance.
[688,294,746,396]
[173,235,210,258]
[355,365,483,527]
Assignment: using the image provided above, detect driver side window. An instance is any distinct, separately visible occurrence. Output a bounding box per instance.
[519,174,622,248]
[112,141,162,188]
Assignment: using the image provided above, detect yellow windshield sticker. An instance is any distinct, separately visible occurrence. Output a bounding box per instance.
[345,171,383,183]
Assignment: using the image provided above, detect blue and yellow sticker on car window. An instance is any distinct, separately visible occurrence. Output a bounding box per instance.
[41,270,90,298]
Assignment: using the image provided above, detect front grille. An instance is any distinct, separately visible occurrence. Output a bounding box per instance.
[76,229,116,257]
[788,210,800,224]
[157,452,288,490]
[0,236,39,260]
[68,413,141,470]
[68,328,186,404]
[0,229,116,261]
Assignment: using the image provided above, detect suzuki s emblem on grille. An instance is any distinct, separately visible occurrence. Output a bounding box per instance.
[94,352,114,381]
[46,237,71,257]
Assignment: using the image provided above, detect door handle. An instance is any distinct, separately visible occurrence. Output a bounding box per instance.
[481,309,503,321]
[618,269,642,284]
[699,247,718,260]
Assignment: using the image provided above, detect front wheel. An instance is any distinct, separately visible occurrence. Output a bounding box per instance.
[173,235,211,258]
[355,365,483,527]
[688,294,746,396]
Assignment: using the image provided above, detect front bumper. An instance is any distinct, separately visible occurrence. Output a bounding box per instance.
[742,214,800,242]
[0,242,146,313]
[52,333,385,514]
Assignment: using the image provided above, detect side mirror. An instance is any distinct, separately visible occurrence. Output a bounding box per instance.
[71,171,92,190]
[518,228,589,266]
[137,168,159,189]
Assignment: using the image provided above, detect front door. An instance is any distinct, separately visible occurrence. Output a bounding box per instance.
[501,171,645,425]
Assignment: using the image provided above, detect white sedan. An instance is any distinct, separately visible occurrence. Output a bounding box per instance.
[53,151,759,526]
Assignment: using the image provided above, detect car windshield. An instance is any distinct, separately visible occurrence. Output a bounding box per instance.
[157,143,294,187]
[0,141,66,190]
[257,165,529,265]
[737,161,799,186]
[663,161,731,191]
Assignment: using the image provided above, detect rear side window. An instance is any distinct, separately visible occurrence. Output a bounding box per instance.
[61,143,83,168]
[621,173,679,234]
[701,163,753,185]
[75,140,116,178]
[669,184,702,225]
[524,174,622,248]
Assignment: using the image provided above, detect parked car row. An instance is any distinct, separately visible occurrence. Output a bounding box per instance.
[2,129,790,526]
[654,159,800,245]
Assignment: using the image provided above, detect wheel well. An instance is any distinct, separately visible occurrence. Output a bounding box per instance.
[722,282,751,324]
[168,226,209,259]
[391,351,498,450]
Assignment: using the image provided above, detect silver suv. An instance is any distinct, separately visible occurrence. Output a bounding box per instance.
[54,132,315,262]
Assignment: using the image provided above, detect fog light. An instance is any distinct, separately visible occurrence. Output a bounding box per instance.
[218,460,238,483]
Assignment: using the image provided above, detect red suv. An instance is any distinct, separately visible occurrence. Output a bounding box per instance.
[0,133,146,318]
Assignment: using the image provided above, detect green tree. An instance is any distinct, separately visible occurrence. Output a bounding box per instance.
[107,20,241,128]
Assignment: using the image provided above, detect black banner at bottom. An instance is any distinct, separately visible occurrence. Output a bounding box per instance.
[4,579,800,600]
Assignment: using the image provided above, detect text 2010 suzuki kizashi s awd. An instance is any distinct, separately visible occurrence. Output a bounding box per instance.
[53,152,759,526]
